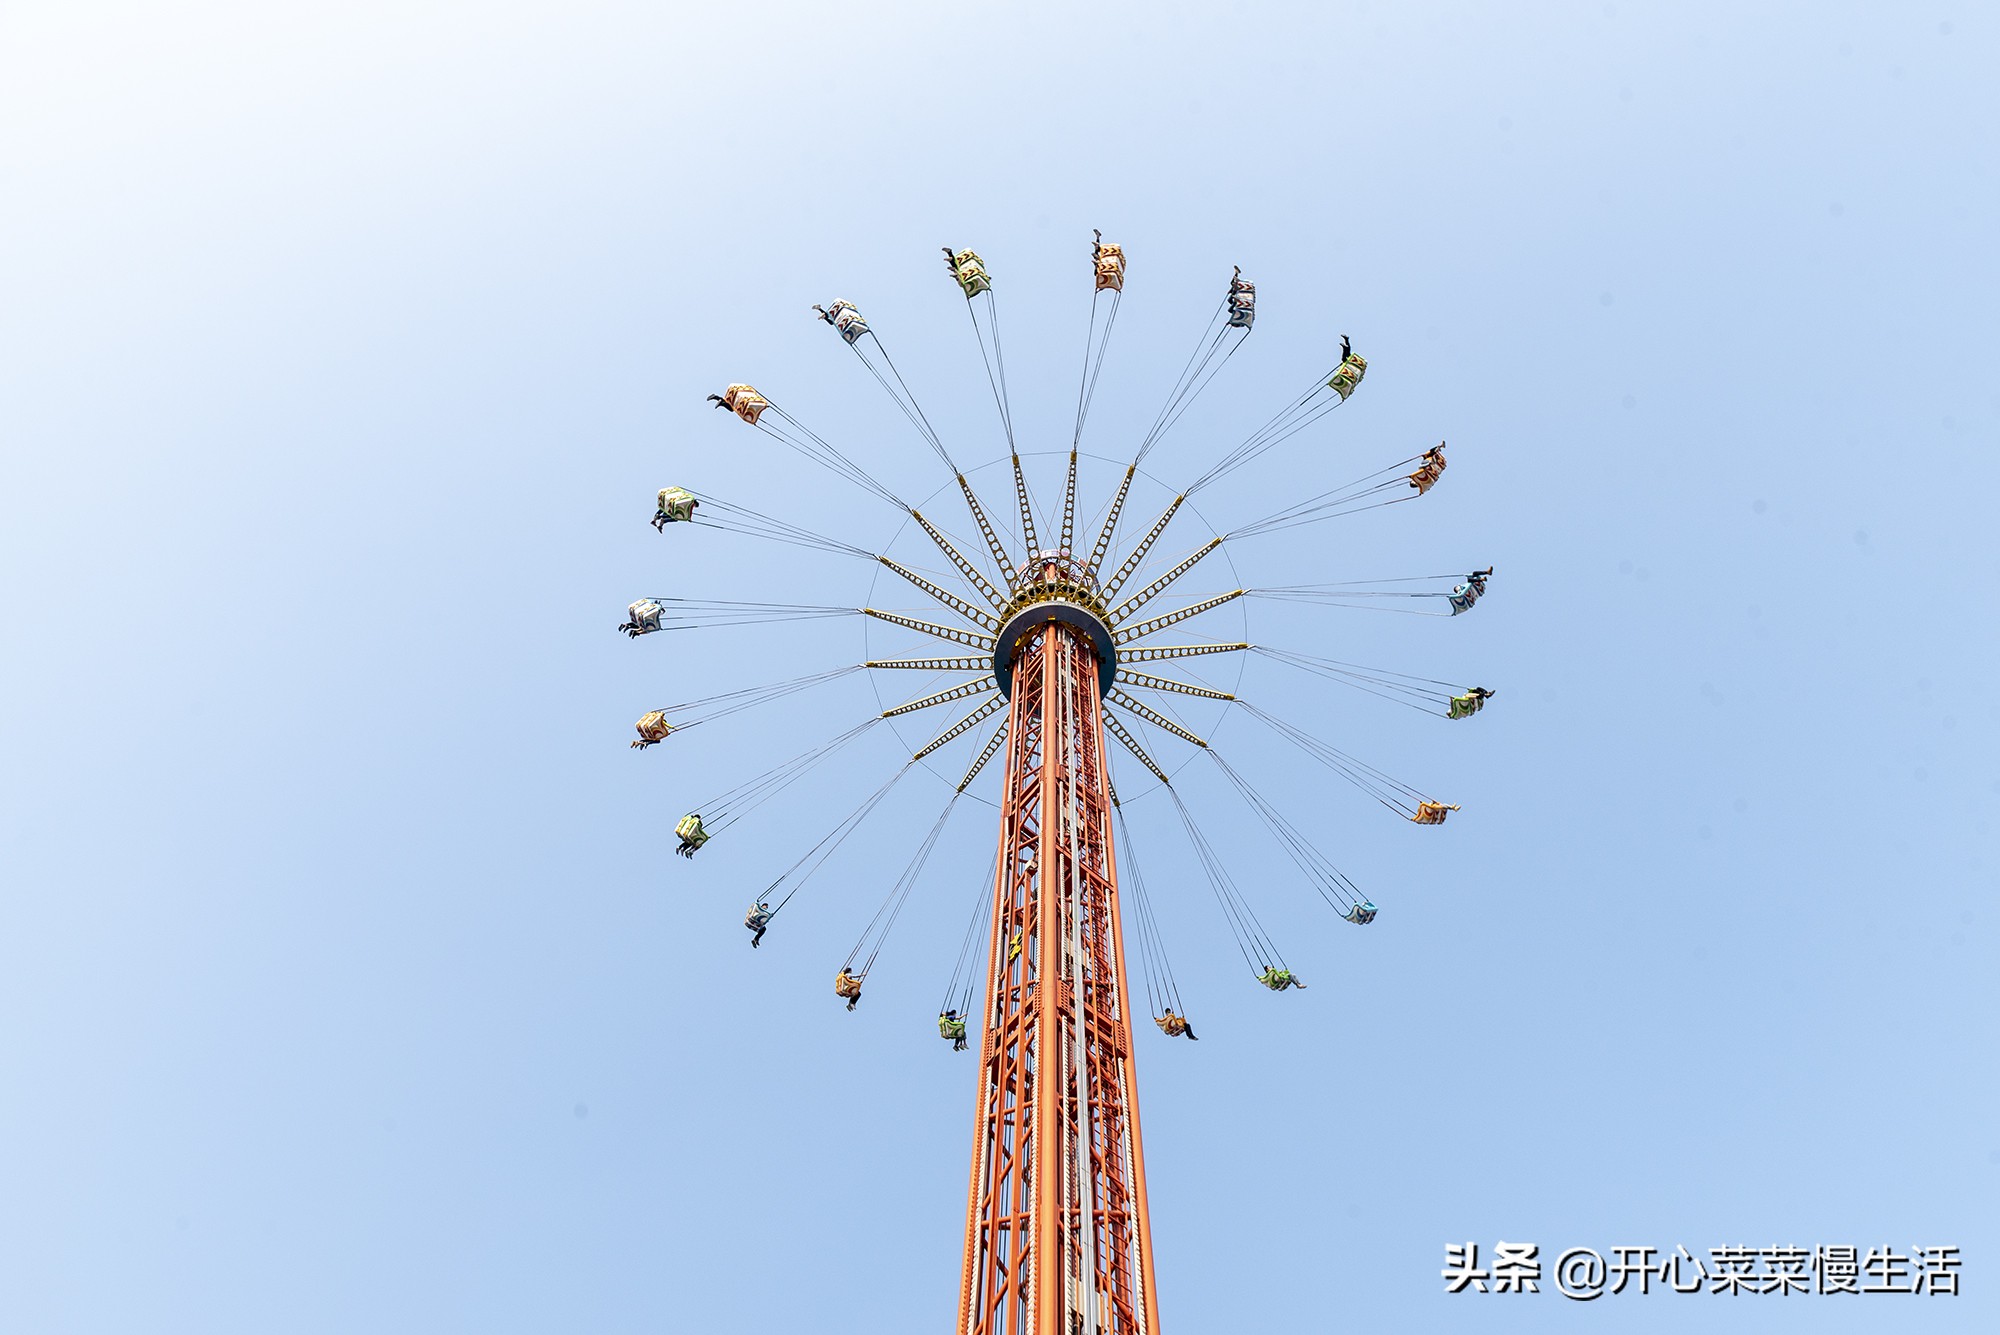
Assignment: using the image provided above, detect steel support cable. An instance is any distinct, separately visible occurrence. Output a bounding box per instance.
[637,597,859,630]
[964,293,1016,451]
[1207,751,1368,913]
[1229,491,1416,540]
[1259,709,1429,808]
[844,789,962,975]
[701,717,884,828]
[1144,327,1248,454]
[1132,300,1230,465]
[1162,781,1284,973]
[693,494,875,559]
[1223,455,1427,538]
[1184,363,1357,497]
[987,291,1017,447]
[1248,593,1459,618]
[653,664,864,733]
[1252,646,1465,715]
[942,848,1002,1016]
[1071,288,1124,449]
[1248,571,1479,616]
[1238,701,1433,817]
[1111,797,1183,1020]
[854,332,959,474]
[755,407,910,513]
[1177,371,1325,493]
[765,761,916,916]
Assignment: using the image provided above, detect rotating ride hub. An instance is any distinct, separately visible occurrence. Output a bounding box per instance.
[991,549,1117,699]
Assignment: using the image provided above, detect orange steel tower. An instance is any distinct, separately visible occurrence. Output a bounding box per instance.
[960,553,1160,1335]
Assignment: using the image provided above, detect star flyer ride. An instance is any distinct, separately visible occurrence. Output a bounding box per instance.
[618,233,1497,1335]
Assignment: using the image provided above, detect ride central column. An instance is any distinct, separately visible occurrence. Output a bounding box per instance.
[959,614,1160,1335]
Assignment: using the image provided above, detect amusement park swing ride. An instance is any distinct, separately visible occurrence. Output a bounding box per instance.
[616,236,1496,1335]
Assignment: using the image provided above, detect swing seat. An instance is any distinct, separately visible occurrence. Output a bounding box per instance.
[1328,354,1367,400]
[950,250,991,298]
[1343,901,1378,925]
[632,710,672,748]
[1093,243,1126,292]
[719,384,769,426]
[655,488,698,523]
[626,599,665,635]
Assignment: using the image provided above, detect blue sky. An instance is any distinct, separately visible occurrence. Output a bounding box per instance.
[1,3,1994,1332]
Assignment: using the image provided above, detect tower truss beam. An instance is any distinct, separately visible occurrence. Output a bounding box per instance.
[1102,711,1171,785]
[1113,670,1234,702]
[1111,590,1246,645]
[1119,642,1251,664]
[957,475,1023,587]
[916,695,1007,761]
[866,655,989,672]
[1107,689,1209,750]
[885,678,998,719]
[864,608,997,652]
[960,620,1160,1335]
[913,510,1010,610]
[1107,538,1224,624]
[1099,496,1185,602]
[880,557,1005,633]
[1084,465,1138,578]
[1011,453,1042,557]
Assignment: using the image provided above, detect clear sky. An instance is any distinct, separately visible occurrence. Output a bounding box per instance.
[2,3,1994,1332]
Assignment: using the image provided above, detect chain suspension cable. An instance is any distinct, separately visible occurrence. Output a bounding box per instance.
[942,847,1002,1017]
[1207,751,1369,913]
[750,401,911,513]
[1224,453,1431,539]
[1237,700,1441,820]
[693,494,876,559]
[844,789,962,975]
[764,761,917,916]
[635,597,860,631]
[700,717,884,829]
[1247,570,1487,618]
[1072,288,1123,450]
[1110,793,1185,1021]
[829,317,959,475]
[646,664,864,734]
[1139,322,1250,462]
[1252,646,1471,715]
[1161,782,1286,974]
[952,262,1016,452]
[1132,297,1242,466]
[1182,357,1356,497]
